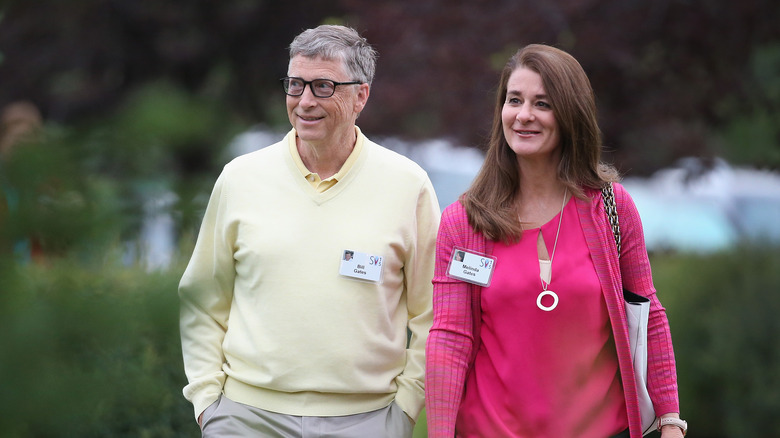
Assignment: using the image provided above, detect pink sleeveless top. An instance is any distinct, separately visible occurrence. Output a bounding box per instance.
[456,199,628,437]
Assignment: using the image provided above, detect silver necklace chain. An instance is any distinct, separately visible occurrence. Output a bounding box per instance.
[536,188,568,311]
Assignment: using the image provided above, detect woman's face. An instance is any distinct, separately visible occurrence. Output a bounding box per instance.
[501,67,560,161]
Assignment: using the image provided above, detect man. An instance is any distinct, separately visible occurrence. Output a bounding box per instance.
[179,25,440,437]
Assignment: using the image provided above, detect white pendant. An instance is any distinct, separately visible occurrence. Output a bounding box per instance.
[537,290,559,311]
[539,259,552,284]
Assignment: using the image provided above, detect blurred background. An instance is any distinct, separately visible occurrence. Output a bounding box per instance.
[1,0,779,436]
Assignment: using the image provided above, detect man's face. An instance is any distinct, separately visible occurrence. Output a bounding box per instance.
[286,55,369,148]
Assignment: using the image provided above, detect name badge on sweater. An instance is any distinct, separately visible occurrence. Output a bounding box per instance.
[447,248,496,287]
[339,249,383,283]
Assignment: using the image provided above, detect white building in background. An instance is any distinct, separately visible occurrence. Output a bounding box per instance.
[623,157,780,252]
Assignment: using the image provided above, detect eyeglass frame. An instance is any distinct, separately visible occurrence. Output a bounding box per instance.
[280,76,364,98]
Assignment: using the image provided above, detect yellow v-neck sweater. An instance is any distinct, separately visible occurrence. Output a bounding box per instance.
[179,128,440,421]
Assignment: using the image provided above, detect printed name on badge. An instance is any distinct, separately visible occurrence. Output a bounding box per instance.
[339,249,383,283]
[446,248,496,287]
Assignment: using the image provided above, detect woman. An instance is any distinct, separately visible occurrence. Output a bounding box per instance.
[425,45,685,438]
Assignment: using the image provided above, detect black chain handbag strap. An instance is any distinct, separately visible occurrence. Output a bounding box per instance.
[601,182,622,257]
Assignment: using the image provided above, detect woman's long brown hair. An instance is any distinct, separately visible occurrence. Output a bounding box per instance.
[462,44,619,243]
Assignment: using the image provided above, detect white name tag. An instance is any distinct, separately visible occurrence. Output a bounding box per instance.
[446,248,496,287]
[339,250,383,283]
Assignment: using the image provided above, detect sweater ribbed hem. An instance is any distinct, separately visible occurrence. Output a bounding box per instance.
[224,377,396,417]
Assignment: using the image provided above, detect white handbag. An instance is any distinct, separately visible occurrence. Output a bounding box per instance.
[602,183,659,436]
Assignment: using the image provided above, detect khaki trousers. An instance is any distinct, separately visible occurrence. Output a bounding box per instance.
[201,395,414,438]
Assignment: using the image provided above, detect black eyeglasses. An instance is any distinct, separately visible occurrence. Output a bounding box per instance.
[280,77,363,98]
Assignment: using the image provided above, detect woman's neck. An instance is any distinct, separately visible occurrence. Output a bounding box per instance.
[515,159,568,229]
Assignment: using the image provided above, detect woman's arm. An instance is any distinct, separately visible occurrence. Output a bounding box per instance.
[614,184,681,417]
[425,205,477,437]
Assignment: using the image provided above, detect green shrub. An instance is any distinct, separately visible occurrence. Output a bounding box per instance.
[653,246,780,437]
[0,257,198,437]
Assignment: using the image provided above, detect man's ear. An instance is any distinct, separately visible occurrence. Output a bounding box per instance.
[354,83,370,114]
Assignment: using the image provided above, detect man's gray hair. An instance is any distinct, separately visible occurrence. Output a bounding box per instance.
[289,25,378,85]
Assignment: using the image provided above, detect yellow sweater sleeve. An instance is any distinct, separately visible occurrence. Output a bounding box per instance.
[393,176,440,420]
[179,171,238,419]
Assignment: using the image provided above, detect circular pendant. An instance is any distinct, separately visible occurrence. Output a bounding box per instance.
[537,290,559,311]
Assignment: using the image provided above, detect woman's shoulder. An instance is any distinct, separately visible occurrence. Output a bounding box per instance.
[441,200,478,235]
[605,182,644,229]
[441,199,468,224]
[610,182,638,208]
[579,182,635,205]
[442,199,465,213]
[439,199,493,250]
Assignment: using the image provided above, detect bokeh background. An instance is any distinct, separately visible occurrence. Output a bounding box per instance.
[1,1,779,437]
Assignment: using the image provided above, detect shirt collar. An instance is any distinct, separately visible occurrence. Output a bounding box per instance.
[289,126,364,192]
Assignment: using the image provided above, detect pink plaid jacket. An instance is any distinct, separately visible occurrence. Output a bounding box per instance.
[425,184,679,438]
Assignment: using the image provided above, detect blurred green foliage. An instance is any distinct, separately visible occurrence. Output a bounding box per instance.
[1,130,127,259]
[0,255,197,437]
[717,43,780,168]
[652,246,780,437]
[0,82,228,436]
[0,80,240,264]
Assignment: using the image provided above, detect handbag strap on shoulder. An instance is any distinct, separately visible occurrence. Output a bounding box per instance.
[601,182,622,257]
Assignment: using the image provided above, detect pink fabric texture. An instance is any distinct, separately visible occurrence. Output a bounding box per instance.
[455,199,627,437]
[425,184,679,438]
